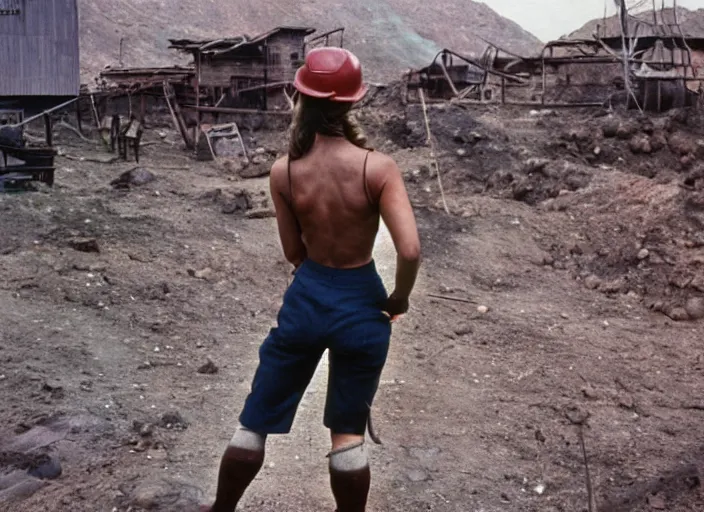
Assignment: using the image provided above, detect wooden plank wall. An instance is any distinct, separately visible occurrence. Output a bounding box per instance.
[0,0,80,96]
[199,32,307,87]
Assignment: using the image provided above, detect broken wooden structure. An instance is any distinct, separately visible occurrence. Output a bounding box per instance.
[406,5,704,112]
[169,26,318,113]
[96,66,196,122]
[167,26,344,150]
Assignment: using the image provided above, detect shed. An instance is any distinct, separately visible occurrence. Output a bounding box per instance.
[169,26,317,111]
[0,0,80,116]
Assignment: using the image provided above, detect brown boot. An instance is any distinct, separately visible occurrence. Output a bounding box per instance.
[206,445,265,512]
[330,465,371,512]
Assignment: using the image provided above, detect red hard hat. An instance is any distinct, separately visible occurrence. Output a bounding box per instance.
[293,47,368,103]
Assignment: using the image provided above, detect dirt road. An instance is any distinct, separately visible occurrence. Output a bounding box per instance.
[1,105,703,512]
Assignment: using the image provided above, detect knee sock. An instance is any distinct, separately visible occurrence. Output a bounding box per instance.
[328,442,371,512]
[210,426,266,512]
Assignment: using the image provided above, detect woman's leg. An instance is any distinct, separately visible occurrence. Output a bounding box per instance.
[204,426,267,512]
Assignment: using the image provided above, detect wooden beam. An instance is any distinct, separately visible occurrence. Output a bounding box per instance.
[44,114,53,147]
[183,105,291,116]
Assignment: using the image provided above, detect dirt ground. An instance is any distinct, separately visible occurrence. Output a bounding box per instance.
[1,100,703,512]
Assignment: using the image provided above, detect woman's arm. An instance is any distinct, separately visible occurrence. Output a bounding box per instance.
[270,158,307,268]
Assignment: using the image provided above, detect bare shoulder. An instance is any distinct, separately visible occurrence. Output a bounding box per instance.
[269,156,289,190]
[365,150,402,193]
[367,149,401,178]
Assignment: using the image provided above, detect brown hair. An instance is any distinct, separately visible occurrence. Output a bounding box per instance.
[288,94,369,160]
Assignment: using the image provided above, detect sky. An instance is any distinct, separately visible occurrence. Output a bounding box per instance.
[477,0,704,41]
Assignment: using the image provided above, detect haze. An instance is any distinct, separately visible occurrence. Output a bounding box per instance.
[478,0,704,41]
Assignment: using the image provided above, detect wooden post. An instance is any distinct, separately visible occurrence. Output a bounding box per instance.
[501,76,506,105]
[263,43,269,111]
[90,94,100,128]
[140,94,146,125]
[195,51,202,148]
[44,113,53,147]
[75,98,83,134]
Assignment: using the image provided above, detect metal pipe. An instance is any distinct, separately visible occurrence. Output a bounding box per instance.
[436,53,460,97]
[9,97,80,128]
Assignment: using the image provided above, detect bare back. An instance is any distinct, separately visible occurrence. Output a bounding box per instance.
[279,137,379,268]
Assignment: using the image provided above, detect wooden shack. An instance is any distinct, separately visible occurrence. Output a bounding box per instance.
[169,26,317,111]
[0,0,80,116]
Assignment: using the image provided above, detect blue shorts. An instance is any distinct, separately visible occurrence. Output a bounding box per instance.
[239,259,392,436]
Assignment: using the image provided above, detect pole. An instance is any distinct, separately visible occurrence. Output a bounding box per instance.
[9,97,80,129]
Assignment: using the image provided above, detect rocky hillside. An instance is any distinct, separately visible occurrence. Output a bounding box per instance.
[78,0,542,84]
[569,6,704,39]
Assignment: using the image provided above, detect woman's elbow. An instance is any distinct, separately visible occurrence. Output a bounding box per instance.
[284,247,306,267]
[399,242,421,264]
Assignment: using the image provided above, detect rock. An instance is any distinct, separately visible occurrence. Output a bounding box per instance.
[629,134,652,154]
[542,254,555,266]
[669,273,693,289]
[649,300,665,312]
[562,127,591,143]
[0,475,47,503]
[245,209,276,219]
[649,131,668,152]
[27,454,62,480]
[584,275,602,290]
[599,278,626,294]
[406,469,429,482]
[477,305,489,314]
[569,242,585,256]
[222,191,252,214]
[564,406,590,425]
[690,275,704,293]
[239,163,270,179]
[254,147,267,155]
[602,118,620,138]
[110,168,156,189]
[533,483,546,495]
[454,325,473,336]
[220,158,244,174]
[512,180,533,201]
[666,307,690,322]
[523,158,550,174]
[42,380,65,399]
[668,132,695,156]
[188,268,213,280]
[133,421,156,437]
[680,154,695,170]
[68,238,100,254]
[197,358,219,375]
[640,118,655,135]
[648,495,667,510]
[685,297,704,320]
[581,385,598,400]
[637,248,650,260]
[159,412,188,430]
[618,394,635,410]
[616,123,637,140]
[456,148,467,157]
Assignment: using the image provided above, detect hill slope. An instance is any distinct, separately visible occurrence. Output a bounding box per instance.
[569,6,704,39]
[79,0,542,84]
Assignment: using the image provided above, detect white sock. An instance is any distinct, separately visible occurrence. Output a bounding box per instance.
[328,442,368,472]
[228,425,266,451]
